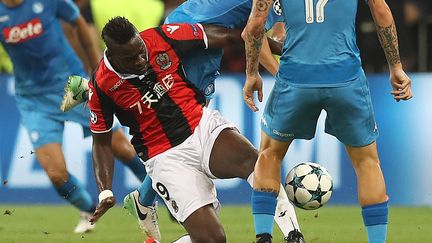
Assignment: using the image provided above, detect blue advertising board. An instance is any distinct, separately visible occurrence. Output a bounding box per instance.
[0,74,431,206]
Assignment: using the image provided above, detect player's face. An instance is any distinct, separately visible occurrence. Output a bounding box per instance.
[107,34,149,75]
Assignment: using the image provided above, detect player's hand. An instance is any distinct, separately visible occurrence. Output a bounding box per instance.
[389,68,413,102]
[89,196,116,224]
[243,73,263,112]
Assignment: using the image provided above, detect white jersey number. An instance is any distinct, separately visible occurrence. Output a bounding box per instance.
[305,0,329,23]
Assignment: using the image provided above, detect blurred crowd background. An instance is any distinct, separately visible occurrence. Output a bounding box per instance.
[0,0,431,74]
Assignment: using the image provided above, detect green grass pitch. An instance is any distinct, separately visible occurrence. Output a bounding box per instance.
[0,205,430,242]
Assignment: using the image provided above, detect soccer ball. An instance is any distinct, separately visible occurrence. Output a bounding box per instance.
[285,162,333,210]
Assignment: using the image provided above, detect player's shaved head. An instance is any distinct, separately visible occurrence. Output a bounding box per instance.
[102,16,138,47]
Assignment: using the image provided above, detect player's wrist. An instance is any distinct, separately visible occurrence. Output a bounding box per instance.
[98,190,114,203]
[389,63,403,73]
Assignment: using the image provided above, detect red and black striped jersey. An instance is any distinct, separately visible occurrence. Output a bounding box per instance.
[88,23,207,161]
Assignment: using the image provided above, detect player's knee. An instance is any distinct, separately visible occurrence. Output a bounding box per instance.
[352,155,380,173]
[260,147,284,165]
[238,149,259,179]
[46,170,68,186]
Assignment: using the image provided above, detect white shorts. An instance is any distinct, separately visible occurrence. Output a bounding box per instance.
[144,107,237,222]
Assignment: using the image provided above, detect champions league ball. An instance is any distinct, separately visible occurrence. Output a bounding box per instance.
[285,162,333,210]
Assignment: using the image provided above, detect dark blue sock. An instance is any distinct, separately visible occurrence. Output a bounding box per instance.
[252,190,278,236]
[362,200,389,243]
[124,155,147,181]
[138,175,157,206]
[55,173,94,213]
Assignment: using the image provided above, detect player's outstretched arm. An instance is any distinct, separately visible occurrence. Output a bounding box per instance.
[368,0,413,101]
[203,24,281,76]
[202,24,242,49]
[242,0,273,112]
[89,131,116,224]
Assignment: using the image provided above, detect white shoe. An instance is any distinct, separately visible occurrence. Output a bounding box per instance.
[172,235,192,243]
[73,211,95,234]
[124,190,161,241]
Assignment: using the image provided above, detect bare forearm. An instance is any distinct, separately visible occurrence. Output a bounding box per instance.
[92,141,115,192]
[75,16,100,71]
[369,0,401,68]
[259,36,279,76]
[245,0,273,76]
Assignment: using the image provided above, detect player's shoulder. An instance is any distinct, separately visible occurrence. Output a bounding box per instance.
[92,61,120,93]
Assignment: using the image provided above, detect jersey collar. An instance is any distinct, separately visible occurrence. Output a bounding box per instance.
[103,49,149,80]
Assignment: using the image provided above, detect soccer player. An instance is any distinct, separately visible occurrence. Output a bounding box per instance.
[0,0,148,233]
[62,1,303,240]
[86,16,298,243]
[163,1,303,241]
[243,0,413,243]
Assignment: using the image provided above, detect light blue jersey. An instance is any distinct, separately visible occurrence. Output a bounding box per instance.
[165,0,281,99]
[277,0,363,87]
[0,0,98,148]
[262,0,378,147]
[0,0,86,95]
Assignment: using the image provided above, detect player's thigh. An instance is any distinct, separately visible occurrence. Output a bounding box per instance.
[261,81,322,142]
[182,204,226,243]
[324,75,378,147]
[15,94,64,148]
[209,128,258,179]
[146,149,219,224]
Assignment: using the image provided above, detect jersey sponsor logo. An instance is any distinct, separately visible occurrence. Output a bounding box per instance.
[129,74,175,111]
[109,79,126,92]
[32,2,44,14]
[273,0,282,16]
[156,53,172,70]
[166,25,180,34]
[3,18,44,44]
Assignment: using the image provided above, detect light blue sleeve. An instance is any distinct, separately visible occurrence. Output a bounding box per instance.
[265,0,284,31]
[56,0,80,23]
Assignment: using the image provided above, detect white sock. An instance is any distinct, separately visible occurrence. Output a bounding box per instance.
[172,235,192,243]
[247,172,301,237]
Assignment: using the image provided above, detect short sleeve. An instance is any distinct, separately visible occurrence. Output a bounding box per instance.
[156,23,208,57]
[56,0,80,23]
[265,0,284,31]
[88,81,115,133]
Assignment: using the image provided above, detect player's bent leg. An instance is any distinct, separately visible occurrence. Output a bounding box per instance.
[346,142,388,243]
[111,128,148,181]
[345,142,387,206]
[210,128,304,242]
[253,132,292,242]
[36,143,96,233]
[182,204,226,243]
[209,128,258,179]
[36,143,69,186]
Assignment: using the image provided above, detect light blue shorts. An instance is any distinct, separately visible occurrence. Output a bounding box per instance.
[261,72,379,147]
[15,92,118,149]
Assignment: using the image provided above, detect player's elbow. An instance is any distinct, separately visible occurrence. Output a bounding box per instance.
[369,0,392,21]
